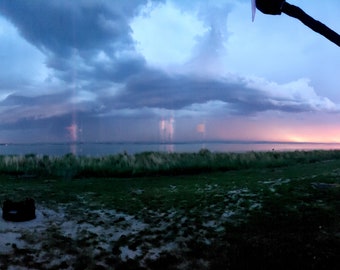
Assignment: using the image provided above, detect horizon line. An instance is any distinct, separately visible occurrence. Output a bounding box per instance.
[2,140,340,145]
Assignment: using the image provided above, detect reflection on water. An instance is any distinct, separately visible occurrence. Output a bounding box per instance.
[69,143,78,155]
[1,142,340,156]
[158,143,175,153]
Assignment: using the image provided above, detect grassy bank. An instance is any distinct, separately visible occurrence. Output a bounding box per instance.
[0,150,340,269]
[2,149,340,178]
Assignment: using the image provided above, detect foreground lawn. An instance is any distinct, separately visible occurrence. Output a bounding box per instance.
[0,151,339,269]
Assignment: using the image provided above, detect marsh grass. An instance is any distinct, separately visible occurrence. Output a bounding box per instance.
[1,149,340,179]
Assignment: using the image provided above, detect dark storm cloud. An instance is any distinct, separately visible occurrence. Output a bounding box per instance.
[0,92,69,107]
[86,53,146,83]
[0,0,152,85]
[0,0,336,139]
[0,0,143,55]
[111,69,321,115]
[0,91,76,124]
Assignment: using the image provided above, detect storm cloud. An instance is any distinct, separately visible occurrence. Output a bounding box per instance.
[0,0,339,143]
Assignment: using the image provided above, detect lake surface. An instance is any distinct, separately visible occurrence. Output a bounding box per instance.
[1,142,340,156]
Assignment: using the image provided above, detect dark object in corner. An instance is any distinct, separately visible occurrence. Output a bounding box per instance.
[256,0,285,15]
[255,0,340,47]
[2,198,36,222]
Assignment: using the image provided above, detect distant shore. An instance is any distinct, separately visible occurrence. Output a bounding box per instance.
[2,140,340,157]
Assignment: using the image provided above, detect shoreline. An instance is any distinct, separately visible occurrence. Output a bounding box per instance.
[2,141,340,157]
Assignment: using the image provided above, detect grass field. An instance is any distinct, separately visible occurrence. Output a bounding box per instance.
[0,150,340,269]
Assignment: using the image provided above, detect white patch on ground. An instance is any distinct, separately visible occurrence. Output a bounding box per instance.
[0,186,264,269]
[249,202,262,211]
[0,204,149,269]
[131,188,144,195]
[202,220,217,228]
[221,211,234,220]
[261,178,291,186]
[0,206,64,254]
[169,185,177,192]
[260,178,291,194]
[142,242,179,262]
[57,209,148,244]
[120,246,143,261]
[0,206,62,231]
[0,232,25,253]
[8,266,30,270]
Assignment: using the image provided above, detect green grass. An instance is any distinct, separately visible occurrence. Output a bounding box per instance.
[2,149,340,178]
[0,150,340,269]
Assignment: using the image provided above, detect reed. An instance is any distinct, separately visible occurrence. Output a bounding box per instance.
[1,149,340,179]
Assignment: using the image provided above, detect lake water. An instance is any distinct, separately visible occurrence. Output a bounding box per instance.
[1,142,340,157]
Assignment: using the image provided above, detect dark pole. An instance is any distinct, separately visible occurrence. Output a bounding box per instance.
[282,2,340,47]
[256,0,340,47]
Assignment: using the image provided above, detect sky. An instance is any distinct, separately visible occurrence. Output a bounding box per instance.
[0,0,339,143]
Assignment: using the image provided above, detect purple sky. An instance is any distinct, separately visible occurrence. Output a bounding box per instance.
[0,0,339,143]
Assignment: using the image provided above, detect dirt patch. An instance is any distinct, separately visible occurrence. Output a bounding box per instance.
[1,204,150,269]
[0,197,259,269]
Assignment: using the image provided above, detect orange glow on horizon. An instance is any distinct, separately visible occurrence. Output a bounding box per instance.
[283,127,340,143]
[210,116,340,144]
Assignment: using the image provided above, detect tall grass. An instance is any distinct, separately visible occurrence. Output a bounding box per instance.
[1,149,340,179]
